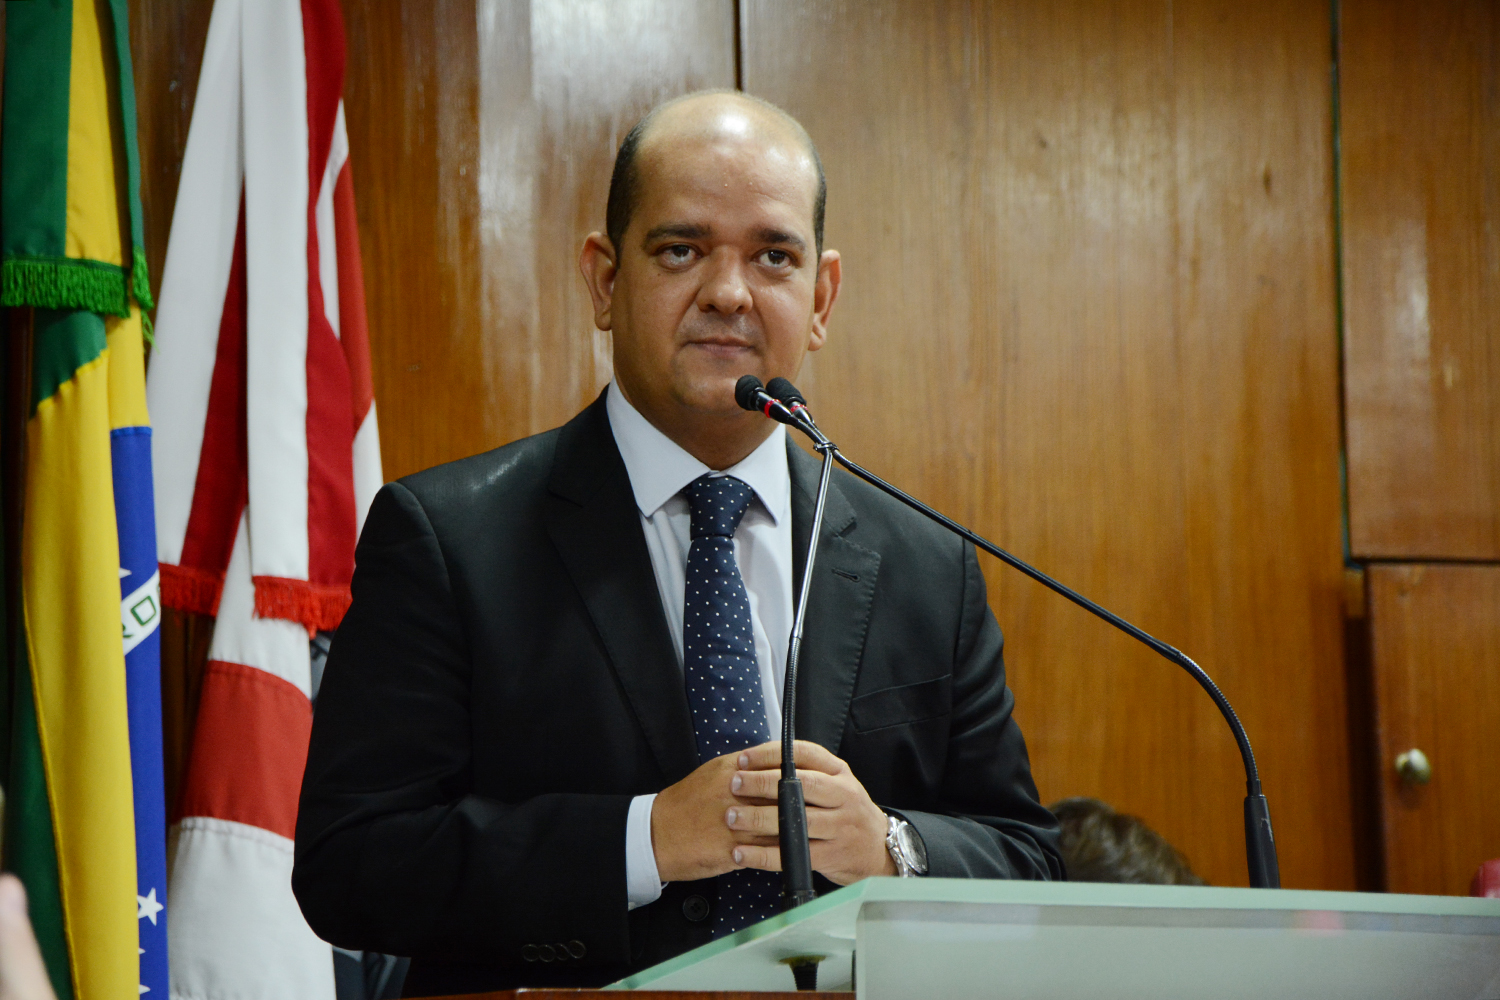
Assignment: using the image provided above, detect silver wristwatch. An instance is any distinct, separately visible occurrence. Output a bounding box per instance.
[885,813,929,877]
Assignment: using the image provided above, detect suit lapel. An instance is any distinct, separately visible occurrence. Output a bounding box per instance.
[787,442,879,757]
[544,395,700,783]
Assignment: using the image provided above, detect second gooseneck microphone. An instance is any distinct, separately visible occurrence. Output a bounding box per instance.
[737,375,1282,891]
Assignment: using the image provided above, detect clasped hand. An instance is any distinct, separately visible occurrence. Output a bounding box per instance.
[651,739,896,886]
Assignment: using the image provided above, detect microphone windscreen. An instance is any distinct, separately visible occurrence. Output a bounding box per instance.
[766,377,807,407]
[734,374,766,412]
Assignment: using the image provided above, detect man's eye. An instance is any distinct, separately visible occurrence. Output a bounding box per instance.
[661,244,696,264]
[761,249,792,267]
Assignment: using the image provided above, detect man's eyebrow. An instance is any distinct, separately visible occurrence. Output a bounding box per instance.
[755,228,807,252]
[642,222,711,246]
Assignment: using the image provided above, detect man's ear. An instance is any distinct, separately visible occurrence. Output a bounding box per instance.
[578,232,619,331]
[808,249,841,352]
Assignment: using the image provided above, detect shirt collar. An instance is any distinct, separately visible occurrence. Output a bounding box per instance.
[606,381,789,525]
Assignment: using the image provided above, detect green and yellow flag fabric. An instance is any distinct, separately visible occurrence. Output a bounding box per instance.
[2,1,168,999]
[2,0,153,317]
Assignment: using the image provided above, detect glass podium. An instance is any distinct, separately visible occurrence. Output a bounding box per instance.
[609,877,1500,998]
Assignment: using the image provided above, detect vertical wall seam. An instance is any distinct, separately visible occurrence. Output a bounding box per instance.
[1331,0,1356,568]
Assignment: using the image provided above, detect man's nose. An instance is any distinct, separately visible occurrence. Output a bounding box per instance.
[695,250,753,315]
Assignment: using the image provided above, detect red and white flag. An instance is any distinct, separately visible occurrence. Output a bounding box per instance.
[146,0,380,994]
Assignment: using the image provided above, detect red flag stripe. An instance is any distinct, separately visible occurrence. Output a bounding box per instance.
[298,0,358,605]
[174,659,313,841]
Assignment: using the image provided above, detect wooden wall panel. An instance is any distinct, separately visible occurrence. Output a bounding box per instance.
[128,0,214,306]
[1341,0,1500,559]
[1369,565,1500,895]
[342,1,488,480]
[743,0,1353,889]
[343,0,736,481]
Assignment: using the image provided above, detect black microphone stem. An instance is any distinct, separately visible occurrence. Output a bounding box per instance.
[778,439,836,912]
[780,409,1279,890]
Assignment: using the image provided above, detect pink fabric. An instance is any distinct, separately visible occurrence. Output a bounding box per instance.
[1471,859,1500,898]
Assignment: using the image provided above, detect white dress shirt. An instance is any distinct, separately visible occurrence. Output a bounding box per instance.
[605,382,793,909]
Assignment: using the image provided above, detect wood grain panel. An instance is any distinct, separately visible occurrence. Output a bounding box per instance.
[743,0,1352,889]
[342,1,487,481]
[344,0,735,481]
[128,0,215,307]
[1368,564,1500,895]
[489,0,737,438]
[1340,0,1500,559]
[158,608,212,816]
[1171,0,1352,890]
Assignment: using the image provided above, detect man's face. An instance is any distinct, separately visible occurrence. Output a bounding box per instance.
[597,114,834,428]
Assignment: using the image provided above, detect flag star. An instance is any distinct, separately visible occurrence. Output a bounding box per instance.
[120,567,131,579]
[137,888,163,924]
[140,984,150,994]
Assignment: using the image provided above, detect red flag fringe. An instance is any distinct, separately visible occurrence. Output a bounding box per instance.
[160,562,225,618]
[251,576,351,635]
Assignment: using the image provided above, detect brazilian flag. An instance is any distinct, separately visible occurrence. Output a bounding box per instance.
[2,1,168,998]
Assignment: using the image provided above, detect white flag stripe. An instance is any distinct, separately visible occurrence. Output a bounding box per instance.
[121,569,162,657]
[167,818,335,1000]
[352,401,382,535]
[147,0,245,567]
[242,0,312,585]
[209,512,313,698]
[316,103,347,340]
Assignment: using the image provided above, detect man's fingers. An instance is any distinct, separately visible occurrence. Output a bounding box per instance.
[734,739,845,775]
[729,768,778,800]
[732,843,782,872]
[793,770,847,808]
[734,741,783,772]
[725,803,778,836]
[732,767,846,806]
[728,803,854,842]
[789,740,843,774]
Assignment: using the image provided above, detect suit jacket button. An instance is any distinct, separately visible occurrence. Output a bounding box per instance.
[682,895,711,922]
[552,943,571,962]
[538,943,557,962]
[566,940,587,959]
[521,944,539,962]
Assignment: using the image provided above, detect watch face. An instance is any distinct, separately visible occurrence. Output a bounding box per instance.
[898,824,928,872]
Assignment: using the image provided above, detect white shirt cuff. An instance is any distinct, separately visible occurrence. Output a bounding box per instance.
[625,793,665,909]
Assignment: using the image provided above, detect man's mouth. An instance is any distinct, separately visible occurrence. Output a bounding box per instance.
[685,337,754,356]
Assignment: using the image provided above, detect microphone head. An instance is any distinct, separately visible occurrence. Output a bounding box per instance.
[765,377,807,407]
[734,374,766,413]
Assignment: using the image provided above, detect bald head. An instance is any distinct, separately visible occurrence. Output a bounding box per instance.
[605,91,827,258]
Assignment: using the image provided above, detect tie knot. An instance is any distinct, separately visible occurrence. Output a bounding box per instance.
[683,475,754,539]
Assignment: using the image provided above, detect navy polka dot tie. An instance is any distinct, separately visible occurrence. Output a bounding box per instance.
[681,474,782,935]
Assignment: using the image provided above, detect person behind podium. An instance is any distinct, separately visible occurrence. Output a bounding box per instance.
[292,90,1063,996]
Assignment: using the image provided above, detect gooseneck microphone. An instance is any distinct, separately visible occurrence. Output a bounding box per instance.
[734,375,828,922]
[739,375,1281,891]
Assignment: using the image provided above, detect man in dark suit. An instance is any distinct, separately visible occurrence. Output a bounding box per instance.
[293,90,1062,996]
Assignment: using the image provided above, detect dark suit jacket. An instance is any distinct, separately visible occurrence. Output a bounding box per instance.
[292,392,1062,996]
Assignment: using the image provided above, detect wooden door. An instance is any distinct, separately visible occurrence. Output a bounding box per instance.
[1368,565,1500,896]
